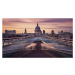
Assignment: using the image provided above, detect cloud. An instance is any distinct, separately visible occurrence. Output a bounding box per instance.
[42,25,73,30]
[56,26,73,29]
[3,18,73,25]
[43,28,59,29]
[2,18,31,25]
[52,24,59,25]
[40,18,73,23]
[10,20,30,23]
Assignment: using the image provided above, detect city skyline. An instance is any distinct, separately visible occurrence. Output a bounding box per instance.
[2,18,73,34]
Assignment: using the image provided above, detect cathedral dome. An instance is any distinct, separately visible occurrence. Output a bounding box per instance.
[35,25,40,29]
[35,23,42,34]
[35,23,40,29]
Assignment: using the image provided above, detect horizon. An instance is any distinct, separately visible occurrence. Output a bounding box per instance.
[2,18,73,34]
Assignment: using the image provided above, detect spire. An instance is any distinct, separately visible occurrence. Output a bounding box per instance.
[37,23,38,26]
[25,28,26,31]
[25,28,27,33]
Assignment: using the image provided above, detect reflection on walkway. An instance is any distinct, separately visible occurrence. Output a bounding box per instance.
[3,39,73,58]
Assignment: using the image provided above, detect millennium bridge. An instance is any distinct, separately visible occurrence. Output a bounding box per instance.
[2,36,73,58]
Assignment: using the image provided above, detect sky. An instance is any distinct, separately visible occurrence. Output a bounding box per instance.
[2,18,73,34]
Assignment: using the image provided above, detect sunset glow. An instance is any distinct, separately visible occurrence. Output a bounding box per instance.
[2,18,73,34]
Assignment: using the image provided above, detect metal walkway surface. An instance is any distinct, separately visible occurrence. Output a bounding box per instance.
[3,40,72,58]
